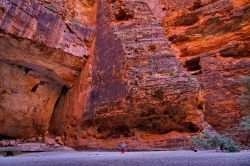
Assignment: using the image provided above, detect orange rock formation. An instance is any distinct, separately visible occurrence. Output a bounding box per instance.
[0,0,249,149]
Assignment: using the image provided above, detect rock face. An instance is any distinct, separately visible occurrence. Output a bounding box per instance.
[160,0,250,139]
[0,0,95,138]
[0,61,61,138]
[0,0,249,149]
[60,0,206,149]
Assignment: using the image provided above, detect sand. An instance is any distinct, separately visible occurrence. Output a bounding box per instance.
[0,150,250,166]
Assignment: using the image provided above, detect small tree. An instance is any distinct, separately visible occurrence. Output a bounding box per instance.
[239,115,250,145]
[207,135,222,149]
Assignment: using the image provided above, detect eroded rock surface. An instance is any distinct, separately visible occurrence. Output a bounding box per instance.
[0,61,62,138]
[161,0,250,139]
[58,0,207,149]
[0,0,95,138]
[0,0,249,149]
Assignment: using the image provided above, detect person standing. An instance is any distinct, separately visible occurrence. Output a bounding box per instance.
[120,141,126,154]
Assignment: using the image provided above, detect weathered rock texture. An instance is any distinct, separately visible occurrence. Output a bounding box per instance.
[0,61,62,138]
[160,0,250,140]
[59,0,207,149]
[0,0,249,149]
[0,0,95,138]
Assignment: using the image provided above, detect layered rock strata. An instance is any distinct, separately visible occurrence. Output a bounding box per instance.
[59,0,206,149]
[0,0,249,149]
[0,0,95,138]
[160,0,250,139]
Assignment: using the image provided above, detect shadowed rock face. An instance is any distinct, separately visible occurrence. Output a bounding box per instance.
[0,61,62,138]
[60,0,206,148]
[0,0,95,138]
[88,0,204,134]
[0,0,249,149]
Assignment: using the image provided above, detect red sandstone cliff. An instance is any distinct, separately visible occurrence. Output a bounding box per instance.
[0,0,249,149]
[160,0,250,142]
[0,0,95,138]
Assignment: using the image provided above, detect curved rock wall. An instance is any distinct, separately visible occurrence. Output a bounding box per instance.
[0,0,95,138]
[0,0,249,148]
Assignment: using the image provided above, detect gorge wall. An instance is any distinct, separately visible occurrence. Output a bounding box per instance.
[0,0,249,149]
[160,0,250,141]
[0,0,95,138]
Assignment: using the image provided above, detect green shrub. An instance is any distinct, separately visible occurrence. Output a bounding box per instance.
[222,136,240,152]
[192,132,240,152]
[207,135,222,148]
[192,135,209,148]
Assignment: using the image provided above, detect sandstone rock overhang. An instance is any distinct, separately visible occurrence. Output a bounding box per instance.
[0,0,95,87]
[0,0,95,138]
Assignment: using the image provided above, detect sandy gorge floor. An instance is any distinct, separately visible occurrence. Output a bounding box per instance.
[0,151,250,166]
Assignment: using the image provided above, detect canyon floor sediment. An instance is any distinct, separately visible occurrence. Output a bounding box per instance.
[1,150,250,166]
